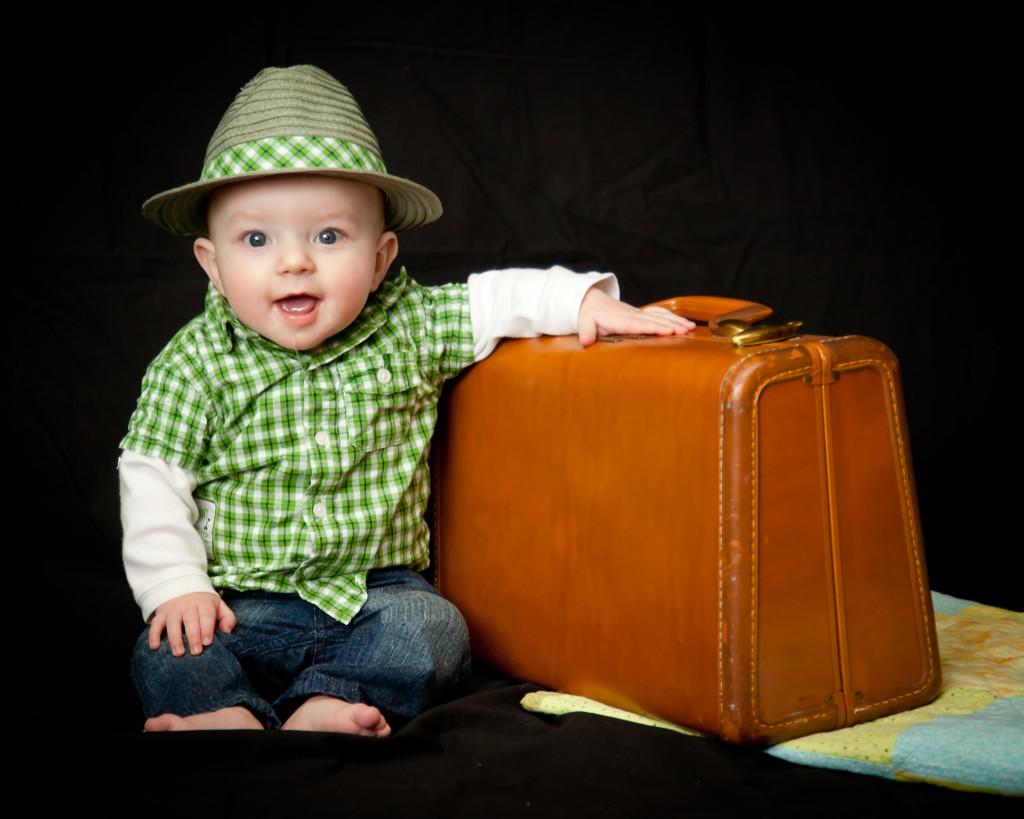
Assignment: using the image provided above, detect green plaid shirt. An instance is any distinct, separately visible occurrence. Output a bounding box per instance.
[121,268,473,623]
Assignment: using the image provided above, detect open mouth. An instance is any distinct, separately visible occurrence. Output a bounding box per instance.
[275,295,320,315]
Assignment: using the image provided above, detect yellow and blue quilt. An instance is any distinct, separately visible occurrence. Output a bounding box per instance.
[521,592,1023,796]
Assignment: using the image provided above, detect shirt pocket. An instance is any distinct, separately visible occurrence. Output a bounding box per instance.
[342,354,424,452]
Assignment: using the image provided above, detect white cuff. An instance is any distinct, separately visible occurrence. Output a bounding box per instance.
[468,266,619,360]
[119,449,217,621]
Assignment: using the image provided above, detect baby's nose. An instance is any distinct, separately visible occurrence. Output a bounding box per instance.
[278,241,315,274]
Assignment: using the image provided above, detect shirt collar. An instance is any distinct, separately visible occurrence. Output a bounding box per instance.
[203,267,411,363]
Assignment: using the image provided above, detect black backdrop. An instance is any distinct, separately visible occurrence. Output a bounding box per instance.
[13,3,1018,737]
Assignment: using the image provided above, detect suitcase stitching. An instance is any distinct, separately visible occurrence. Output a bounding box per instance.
[832,355,939,715]
[720,359,829,737]
[719,351,938,738]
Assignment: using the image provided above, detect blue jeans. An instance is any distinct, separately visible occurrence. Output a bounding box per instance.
[131,568,470,728]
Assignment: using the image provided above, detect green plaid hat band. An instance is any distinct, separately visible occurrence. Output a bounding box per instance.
[202,136,387,182]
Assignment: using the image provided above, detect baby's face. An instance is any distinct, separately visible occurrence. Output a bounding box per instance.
[194,175,397,351]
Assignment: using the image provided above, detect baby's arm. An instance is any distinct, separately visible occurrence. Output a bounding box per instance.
[120,450,233,655]
[467,266,693,358]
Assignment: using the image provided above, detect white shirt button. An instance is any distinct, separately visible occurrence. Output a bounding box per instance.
[376,368,392,385]
[312,502,327,518]
[314,431,329,446]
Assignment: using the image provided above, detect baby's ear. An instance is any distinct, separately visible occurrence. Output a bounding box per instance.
[194,238,223,293]
[371,231,399,291]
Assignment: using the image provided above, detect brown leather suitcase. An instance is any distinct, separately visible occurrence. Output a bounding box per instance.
[432,296,941,744]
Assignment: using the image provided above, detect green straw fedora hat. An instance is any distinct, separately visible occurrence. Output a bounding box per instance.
[142,65,442,236]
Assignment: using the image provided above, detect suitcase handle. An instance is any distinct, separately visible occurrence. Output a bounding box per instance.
[643,296,802,346]
[644,296,773,329]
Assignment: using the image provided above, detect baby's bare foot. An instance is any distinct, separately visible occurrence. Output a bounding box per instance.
[144,706,264,731]
[281,695,391,737]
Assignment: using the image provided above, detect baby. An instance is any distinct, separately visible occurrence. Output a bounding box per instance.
[121,65,693,735]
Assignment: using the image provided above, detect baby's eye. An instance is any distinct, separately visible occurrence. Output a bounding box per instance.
[244,231,268,248]
[316,229,340,245]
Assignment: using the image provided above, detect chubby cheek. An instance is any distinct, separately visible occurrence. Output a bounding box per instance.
[224,288,275,333]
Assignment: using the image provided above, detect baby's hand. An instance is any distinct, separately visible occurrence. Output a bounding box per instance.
[577,286,696,347]
[150,592,236,657]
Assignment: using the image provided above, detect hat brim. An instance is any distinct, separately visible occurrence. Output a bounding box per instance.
[141,167,443,237]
